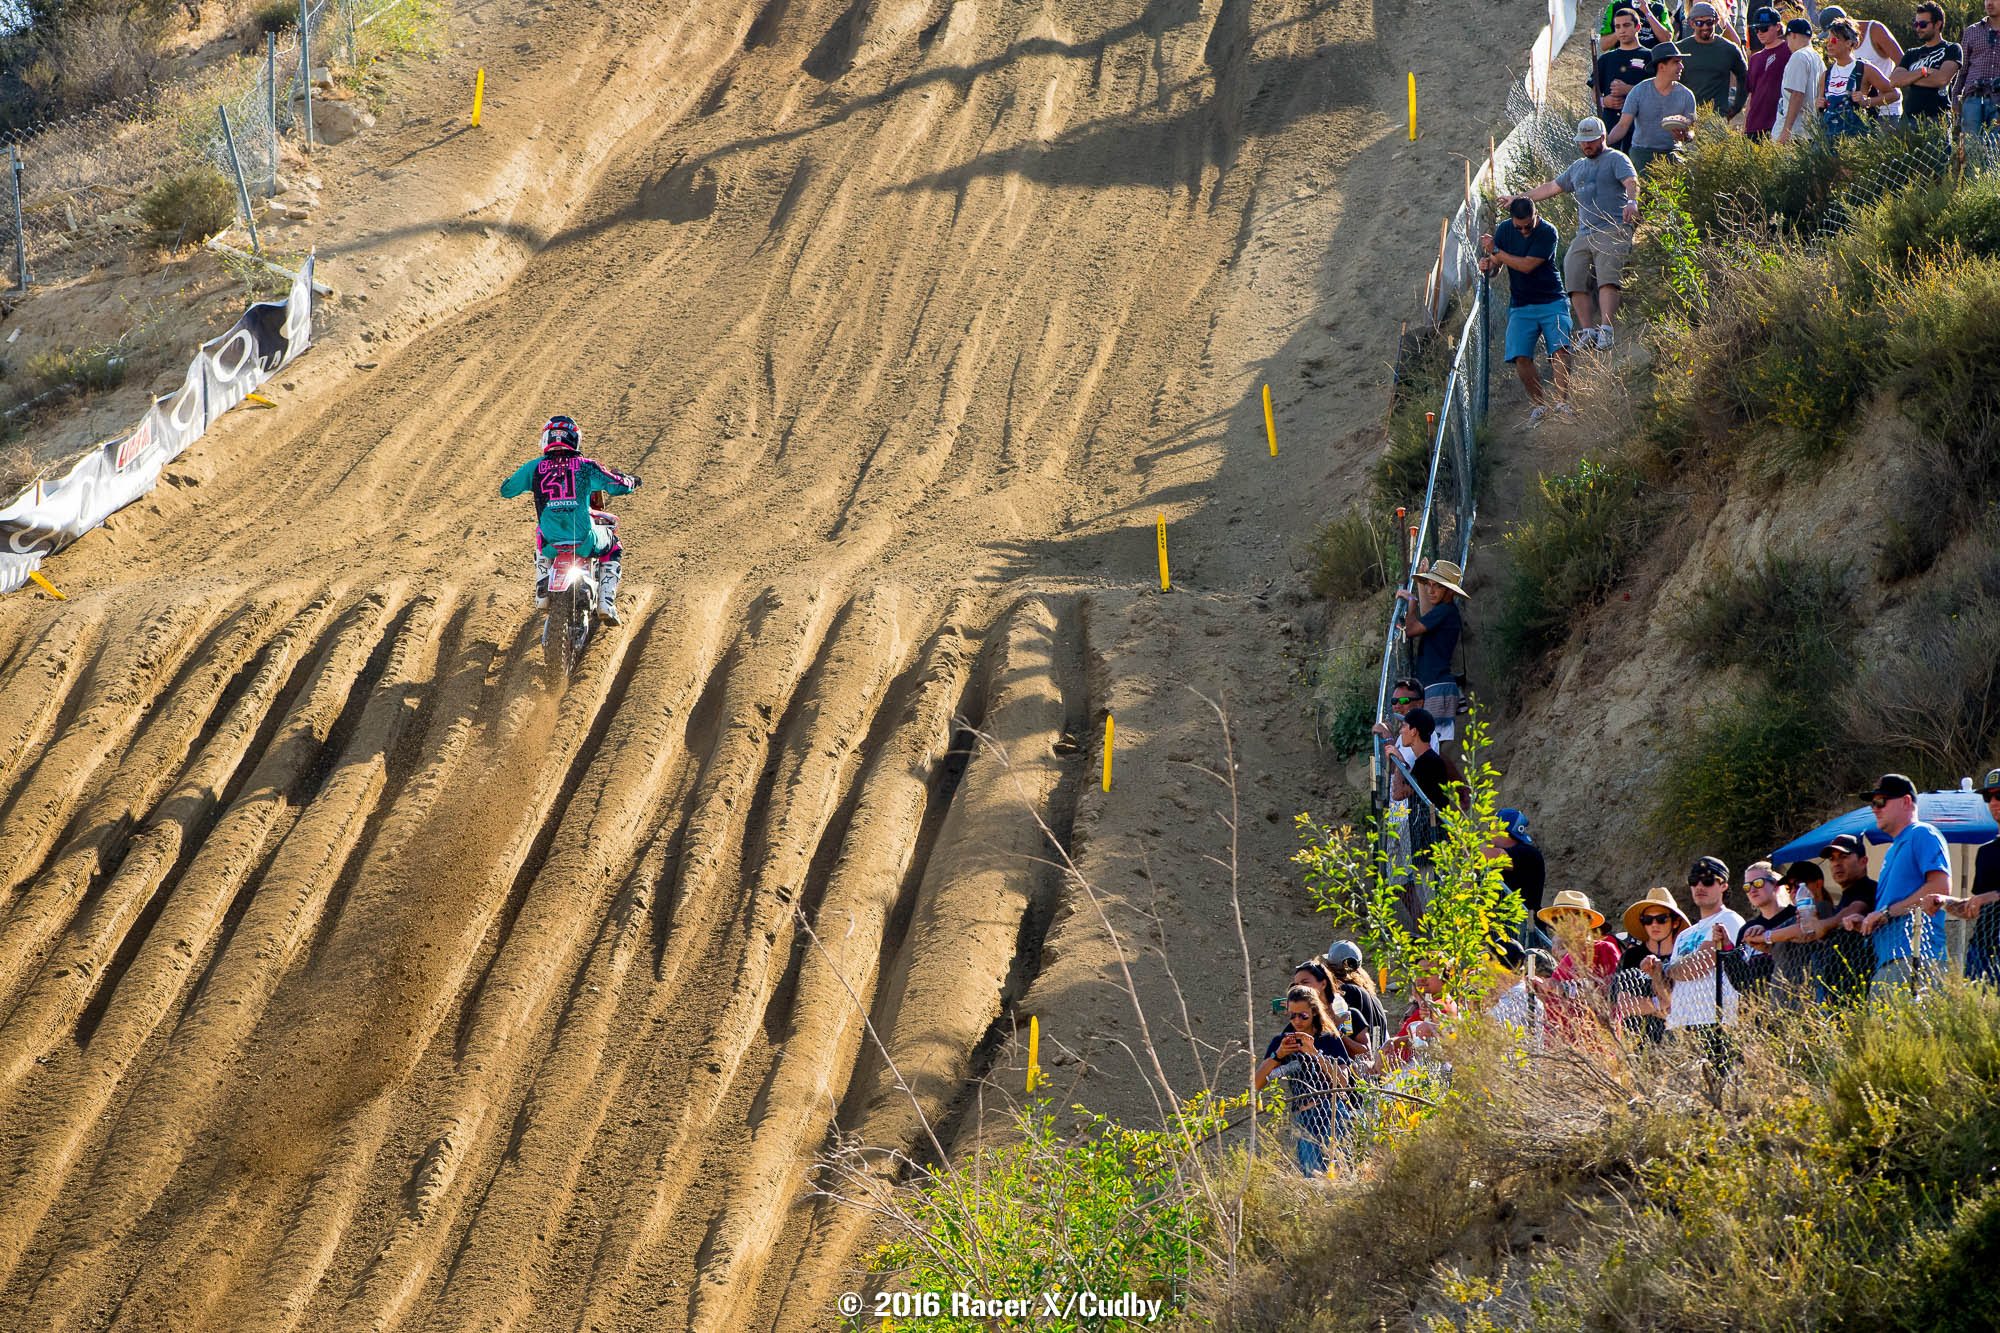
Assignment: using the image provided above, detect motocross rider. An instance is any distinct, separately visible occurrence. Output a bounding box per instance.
[499,415,640,625]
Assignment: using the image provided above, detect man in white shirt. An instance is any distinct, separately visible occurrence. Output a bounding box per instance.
[1642,855,1746,1067]
[1777,18,1827,142]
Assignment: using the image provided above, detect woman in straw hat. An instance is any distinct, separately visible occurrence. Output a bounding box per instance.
[1613,887,1689,1045]
[1535,890,1618,1045]
[1396,558,1467,744]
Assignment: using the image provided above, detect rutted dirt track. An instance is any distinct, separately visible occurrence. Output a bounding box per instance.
[0,0,1541,1327]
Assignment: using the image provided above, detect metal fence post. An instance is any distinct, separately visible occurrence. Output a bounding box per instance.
[9,146,26,292]
[299,0,315,151]
[218,105,262,256]
[267,30,279,194]
[346,0,358,66]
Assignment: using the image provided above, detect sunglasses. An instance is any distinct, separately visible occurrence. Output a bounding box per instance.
[1640,912,1677,925]
[1689,873,1721,887]
[1913,17,1931,25]
[1694,17,1717,24]
[1747,877,1778,889]
[1392,696,1420,705]
[1870,795,1893,809]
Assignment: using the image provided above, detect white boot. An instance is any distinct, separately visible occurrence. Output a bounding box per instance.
[533,554,552,609]
[598,558,622,625]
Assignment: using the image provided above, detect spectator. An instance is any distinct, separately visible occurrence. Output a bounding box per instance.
[1778,19,1827,143]
[1760,859,1845,1000]
[1852,773,1948,993]
[1611,43,1700,175]
[1385,968,1460,1065]
[1888,2,1962,120]
[1396,708,1454,815]
[1615,887,1688,1043]
[1256,985,1352,1175]
[1595,8,1663,151]
[1479,198,1572,425]
[1537,890,1619,1043]
[1818,3,1906,120]
[1396,560,1467,741]
[1819,17,1902,135]
[1487,939,1550,1042]
[1681,2,1752,120]
[1598,0,1676,50]
[1293,957,1372,1064]
[1813,832,1880,1000]
[1502,116,1639,352]
[1725,861,1802,1000]
[1372,676,1424,809]
[1323,941,1391,1057]
[1933,767,2000,983]
[1641,856,1745,1066]
[1962,0,2000,145]
[1743,7,1796,138]
[1486,806,1548,929]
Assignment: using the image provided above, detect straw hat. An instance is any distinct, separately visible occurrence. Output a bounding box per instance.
[1537,889,1604,927]
[1415,559,1471,598]
[1621,886,1691,938]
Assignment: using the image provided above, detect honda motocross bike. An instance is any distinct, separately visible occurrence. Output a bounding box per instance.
[541,543,602,680]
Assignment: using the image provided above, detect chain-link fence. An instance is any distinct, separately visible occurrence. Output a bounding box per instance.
[0,0,427,286]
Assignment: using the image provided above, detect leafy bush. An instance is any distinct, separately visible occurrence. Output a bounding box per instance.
[250,0,297,32]
[1493,457,1650,674]
[1845,172,2000,276]
[1649,685,1839,871]
[136,166,237,246]
[1306,511,1394,601]
[1309,641,1379,762]
[856,1098,1209,1331]
[1844,556,2000,785]
[1674,550,1858,695]
[26,343,125,395]
[1374,409,1434,503]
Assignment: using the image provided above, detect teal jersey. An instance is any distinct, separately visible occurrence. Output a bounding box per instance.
[500,452,637,557]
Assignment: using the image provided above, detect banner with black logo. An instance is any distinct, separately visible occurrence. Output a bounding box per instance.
[0,255,316,594]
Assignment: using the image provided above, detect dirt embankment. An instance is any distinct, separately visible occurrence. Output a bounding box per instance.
[0,0,1559,1327]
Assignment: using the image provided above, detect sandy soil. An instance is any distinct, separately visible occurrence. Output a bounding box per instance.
[0,0,1557,1327]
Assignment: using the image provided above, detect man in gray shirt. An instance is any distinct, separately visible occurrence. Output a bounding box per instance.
[1501,116,1640,352]
[1610,43,1699,174]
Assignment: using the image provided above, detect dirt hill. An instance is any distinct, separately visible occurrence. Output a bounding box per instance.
[0,0,1554,1327]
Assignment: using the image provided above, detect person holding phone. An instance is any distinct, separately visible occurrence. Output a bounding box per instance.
[1255,986,1352,1176]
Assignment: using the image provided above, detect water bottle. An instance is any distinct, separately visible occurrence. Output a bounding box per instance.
[1797,891,1817,939]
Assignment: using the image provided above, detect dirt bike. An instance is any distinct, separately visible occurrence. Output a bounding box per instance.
[541,542,601,679]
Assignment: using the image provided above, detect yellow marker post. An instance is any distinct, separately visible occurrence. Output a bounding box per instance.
[1408,72,1418,140]
[1262,383,1277,456]
[27,569,65,599]
[1101,715,1114,792]
[471,68,486,128]
[246,392,276,408]
[1027,1015,1041,1092]
[1155,512,1170,592]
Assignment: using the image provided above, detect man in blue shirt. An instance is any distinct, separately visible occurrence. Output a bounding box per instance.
[1854,773,1950,992]
[1479,198,1571,426]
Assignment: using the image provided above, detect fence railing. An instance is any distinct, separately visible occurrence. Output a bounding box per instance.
[0,0,424,286]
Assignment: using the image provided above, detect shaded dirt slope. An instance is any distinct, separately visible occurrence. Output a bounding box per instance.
[0,0,1550,1328]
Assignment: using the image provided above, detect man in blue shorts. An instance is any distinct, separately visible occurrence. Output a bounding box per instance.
[1479,197,1571,426]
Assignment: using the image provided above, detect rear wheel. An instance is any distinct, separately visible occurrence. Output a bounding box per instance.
[561,584,584,679]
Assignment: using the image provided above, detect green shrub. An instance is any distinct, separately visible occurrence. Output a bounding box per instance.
[1309,641,1379,762]
[859,1099,1206,1330]
[1307,511,1395,601]
[1649,685,1838,871]
[250,0,296,32]
[1674,551,1857,695]
[1374,410,1434,503]
[135,166,236,246]
[1493,457,1650,675]
[1874,255,2000,576]
[1844,557,2000,784]
[1845,173,2000,276]
[26,344,125,395]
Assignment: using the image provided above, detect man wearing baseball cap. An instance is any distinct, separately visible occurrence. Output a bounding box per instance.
[1742,7,1795,138]
[1929,767,2000,983]
[1852,774,1949,993]
[1777,18,1826,143]
[1681,3,1751,120]
[1498,117,1638,352]
[1609,43,1700,174]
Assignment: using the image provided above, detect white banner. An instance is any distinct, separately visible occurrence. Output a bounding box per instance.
[0,256,316,594]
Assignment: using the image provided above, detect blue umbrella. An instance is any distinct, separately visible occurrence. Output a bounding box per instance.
[1771,789,1999,863]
